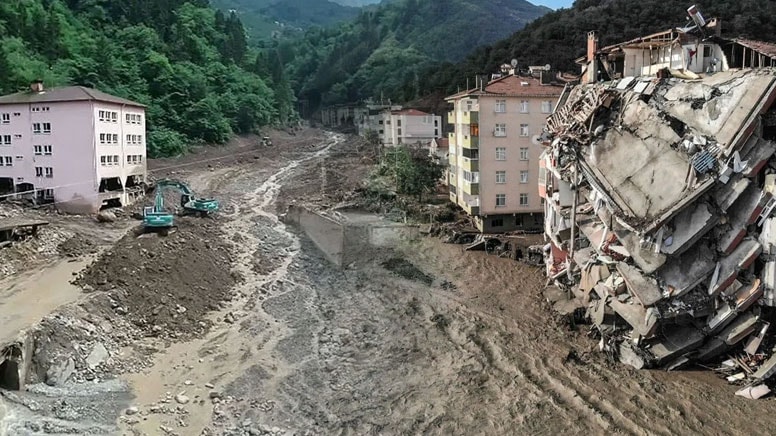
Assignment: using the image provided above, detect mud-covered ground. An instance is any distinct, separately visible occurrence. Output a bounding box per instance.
[5,128,776,435]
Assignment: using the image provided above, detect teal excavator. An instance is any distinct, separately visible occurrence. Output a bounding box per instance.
[142,179,219,232]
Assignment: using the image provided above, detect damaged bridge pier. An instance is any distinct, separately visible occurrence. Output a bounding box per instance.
[541,68,776,397]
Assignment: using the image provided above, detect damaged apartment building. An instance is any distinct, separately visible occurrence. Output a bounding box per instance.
[541,7,776,398]
[0,82,147,213]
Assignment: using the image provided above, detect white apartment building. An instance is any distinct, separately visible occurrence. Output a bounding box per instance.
[0,82,147,213]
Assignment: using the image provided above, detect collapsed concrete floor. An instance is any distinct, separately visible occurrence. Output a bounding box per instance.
[542,68,776,397]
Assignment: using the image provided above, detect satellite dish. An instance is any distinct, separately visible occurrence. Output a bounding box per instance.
[511,59,518,68]
[545,64,551,71]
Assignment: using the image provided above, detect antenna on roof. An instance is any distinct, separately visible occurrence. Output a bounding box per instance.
[511,59,518,68]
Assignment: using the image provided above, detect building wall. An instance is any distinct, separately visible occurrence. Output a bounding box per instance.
[448,90,559,232]
[0,100,146,214]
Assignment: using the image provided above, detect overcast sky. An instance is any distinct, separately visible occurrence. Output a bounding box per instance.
[534,0,574,9]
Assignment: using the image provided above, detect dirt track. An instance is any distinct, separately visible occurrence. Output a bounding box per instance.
[4,128,776,435]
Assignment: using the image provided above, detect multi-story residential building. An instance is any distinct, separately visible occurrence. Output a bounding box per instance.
[446,73,564,233]
[0,81,147,214]
[378,109,441,147]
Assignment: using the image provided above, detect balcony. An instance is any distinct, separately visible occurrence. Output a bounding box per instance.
[462,197,480,216]
[461,157,479,172]
[461,135,479,149]
[462,180,479,196]
[447,111,455,124]
[461,110,479,124]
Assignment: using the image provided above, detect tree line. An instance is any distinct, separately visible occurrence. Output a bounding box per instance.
[0,0,296,157]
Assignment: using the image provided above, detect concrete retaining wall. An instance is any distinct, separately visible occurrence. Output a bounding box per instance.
[285,206,420,267]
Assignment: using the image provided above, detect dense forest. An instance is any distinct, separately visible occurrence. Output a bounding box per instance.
[417,0,776,100]
[210,0,362,41]
[0,0,294,157]
[273,0,549,110]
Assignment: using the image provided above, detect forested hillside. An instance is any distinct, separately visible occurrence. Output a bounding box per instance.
[417,0,776,100]
[0,0,294,157]
[210,0,361,41]
[277,0,549,110]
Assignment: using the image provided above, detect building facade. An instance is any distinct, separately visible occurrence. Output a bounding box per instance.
[446,74,564,233]
[358,107,441,146]
[0,83,147,214]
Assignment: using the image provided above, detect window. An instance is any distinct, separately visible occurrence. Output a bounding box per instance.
[35,167,43,177]
[126,114,131,123]
[520,124,530,137]
[379,120,384,125]
[463,170,479,183]
[111,112,118,123]
[43,189,53,199]
[45,167,53,178]
[100,133,106,144]
[379,130,384,134]
[542,101,553,114]
[520,170,529,184]
[520,147,529,160]
[138,135,143,144]
[100,156,107,166]
[495,147,506,161]
[520,100,529,113]
[496,171,506,184]
[703,45,712,57]
[98,110,106,121]
[520,193,529,206]
[398,120,402,127]
[33,123,41,134]
[0,156,11,166]
[398,128,402,136]
[32,107,40,113]
[112,134,118,143]
[34,145,42,155]
[127,155,132,164]
[13,113,20,117]
[2,135,10,145]
[1,113,9,124]
[496,194,506,207]
[44,145,52,155]
[126,134,131,144]
[491,218,504,228]
[42,123,51,134]
[466,101,473,111]
[494,124,506,137]
[495,100,506,113]
[113,155,119,165]
[137,114,143,124]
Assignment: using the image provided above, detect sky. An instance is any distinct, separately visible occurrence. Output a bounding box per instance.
[533,0,574,9]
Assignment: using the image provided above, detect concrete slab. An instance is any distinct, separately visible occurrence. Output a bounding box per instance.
[709,239,762,297]
[657,243,716,297]
[617,262,662,306]
[662,202,718,257]
[741,136,776,178]
[649,327,706,364]
[719,186,767,254]
[609,297,659,337]
[712,176,750,211]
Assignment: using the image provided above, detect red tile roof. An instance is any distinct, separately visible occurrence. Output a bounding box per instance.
[446,75,565,100]
[391,108,430,116]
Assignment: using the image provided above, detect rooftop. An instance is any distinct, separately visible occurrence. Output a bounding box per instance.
[391,108,430,116]
[446,74,565,100]
[0,86,145,108]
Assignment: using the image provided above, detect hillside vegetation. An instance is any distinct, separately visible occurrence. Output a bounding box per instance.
[276,0,549,110]
[210,0,361,41]
[0,0,294,157]
[418,0,776,99]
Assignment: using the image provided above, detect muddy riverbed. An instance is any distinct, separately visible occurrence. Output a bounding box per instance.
[3,130,776,435]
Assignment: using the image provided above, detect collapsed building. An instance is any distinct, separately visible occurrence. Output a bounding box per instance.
[540,66,776,397]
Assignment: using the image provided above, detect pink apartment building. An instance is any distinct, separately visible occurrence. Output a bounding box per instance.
[0,82,147,213]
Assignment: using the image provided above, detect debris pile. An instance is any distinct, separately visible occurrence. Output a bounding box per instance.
[541,68,776,397]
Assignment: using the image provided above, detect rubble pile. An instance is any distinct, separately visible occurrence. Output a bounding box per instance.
[541,68,776,397]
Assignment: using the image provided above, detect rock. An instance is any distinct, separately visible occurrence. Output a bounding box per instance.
[205,383,214,389]
[224,313,235,324]
[45,357,75,386]
[96,210,117,223]
[86,343,109,370]
[208,391,222,400]
[175,394,190,404]
[126,406,139,415]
